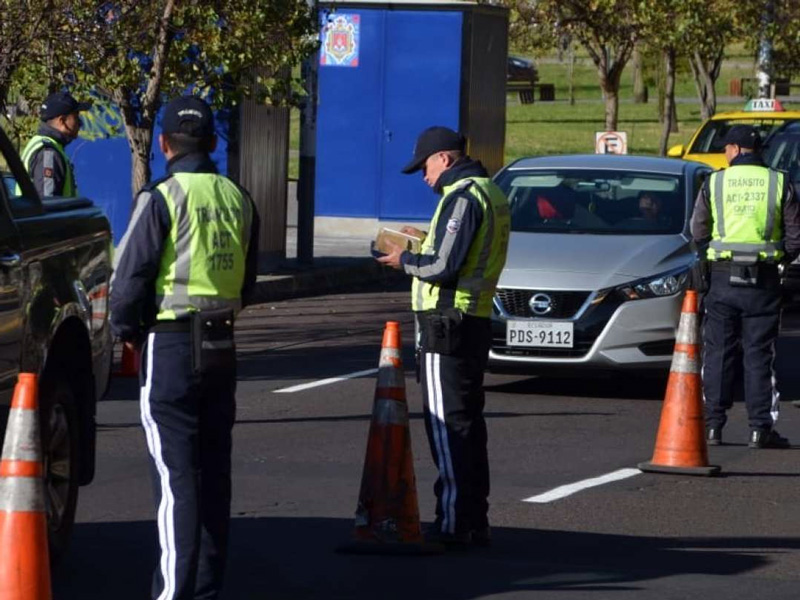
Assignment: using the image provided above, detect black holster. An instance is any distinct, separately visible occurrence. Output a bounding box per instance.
[729,256,760,288]
[190,308,236,375]
[419,308,464,356]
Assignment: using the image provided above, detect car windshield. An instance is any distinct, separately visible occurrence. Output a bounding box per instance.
[689,118,785,154]
[764,133,800,182]
[495,168,685,235]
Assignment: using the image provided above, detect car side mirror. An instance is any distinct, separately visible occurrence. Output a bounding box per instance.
[667,145,685,158]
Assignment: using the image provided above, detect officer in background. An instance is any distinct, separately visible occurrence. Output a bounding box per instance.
[15,91,90,198]
[691,124,800,449]
[110,96,259,599]
[377,126,510,547]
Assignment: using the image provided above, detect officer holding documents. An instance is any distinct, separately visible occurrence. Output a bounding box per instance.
[110,96,259,599]
[15,91,90,198]
[377,126,509,547]
[691,125,800,449]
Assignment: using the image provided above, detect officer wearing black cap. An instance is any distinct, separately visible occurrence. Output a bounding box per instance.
[691,124,800,449]
[110,95,259,599]
[15,91,91,198]
[377,126,510,547]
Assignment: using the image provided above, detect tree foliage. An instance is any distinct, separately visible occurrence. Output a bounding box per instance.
[7,0,317,193]
[505,0,645,131]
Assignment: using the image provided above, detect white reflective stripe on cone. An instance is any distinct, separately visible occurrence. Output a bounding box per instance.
[675,313,699,345]
[670,350,700,375]
[1,409,41,462]
[0,476,46,512]
[380,348,401,362]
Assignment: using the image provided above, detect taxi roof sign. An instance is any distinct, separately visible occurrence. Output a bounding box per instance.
[744,98,785,112]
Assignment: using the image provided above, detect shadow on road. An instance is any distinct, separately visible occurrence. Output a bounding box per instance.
[485,375,668,401]
[54,517,786,600]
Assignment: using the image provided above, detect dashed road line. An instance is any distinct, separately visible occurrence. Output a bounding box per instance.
[523,468,642,503]
[273,368,379,393]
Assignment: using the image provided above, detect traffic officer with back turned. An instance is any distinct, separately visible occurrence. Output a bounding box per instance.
[15,91,91,198]
[110,96,260,600]
[691,124,800,449]
[377,126,510,547]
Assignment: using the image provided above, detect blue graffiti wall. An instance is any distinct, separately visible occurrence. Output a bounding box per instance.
[69,101,230,244]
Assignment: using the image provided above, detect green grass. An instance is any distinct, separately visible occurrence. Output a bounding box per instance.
[505,100,746,161]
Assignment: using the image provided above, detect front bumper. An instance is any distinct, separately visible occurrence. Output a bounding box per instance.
[489,292,683,372]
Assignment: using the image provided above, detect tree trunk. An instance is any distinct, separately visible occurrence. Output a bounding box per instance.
[659,48,676,156]
[690,51,718,120]
[602,81,619,131]
[633,44,647,103]
[568,43,575,106]
[118,97,155,198]
[756,0,776,98]
[671,102,679,133]
[126,124,154,198]
[599,63,624,131]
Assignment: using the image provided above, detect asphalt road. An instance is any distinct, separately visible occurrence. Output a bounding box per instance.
[53,283,800,599]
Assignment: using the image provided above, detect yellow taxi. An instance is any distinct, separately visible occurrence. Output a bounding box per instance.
[668,99,800,169]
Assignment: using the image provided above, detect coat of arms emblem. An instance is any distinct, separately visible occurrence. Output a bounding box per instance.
[322,15,360,67]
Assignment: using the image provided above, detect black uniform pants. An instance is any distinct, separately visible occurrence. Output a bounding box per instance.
[139,331,237,600]
[702,266,781,432]
[418,312,492,535]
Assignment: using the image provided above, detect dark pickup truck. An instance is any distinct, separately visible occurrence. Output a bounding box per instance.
[0,125,112,556]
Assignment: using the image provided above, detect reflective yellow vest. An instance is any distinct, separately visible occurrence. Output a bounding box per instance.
[411,177,510,317]
[707,164,784,262]
[15,135,76,197]
[154,172,253,321]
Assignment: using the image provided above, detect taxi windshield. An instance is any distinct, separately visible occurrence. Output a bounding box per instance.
[495,169,685,235]
[689,119,785,154]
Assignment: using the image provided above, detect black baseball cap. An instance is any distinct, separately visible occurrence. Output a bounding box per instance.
[162,96,215,138]
[401,126,465,174]
[722,124,761,150]
[40,91,92,121]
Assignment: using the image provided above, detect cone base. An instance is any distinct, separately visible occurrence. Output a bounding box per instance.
[336,539,445,556]
[638,461,720,477]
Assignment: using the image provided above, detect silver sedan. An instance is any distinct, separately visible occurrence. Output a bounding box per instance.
[489,155,711,373]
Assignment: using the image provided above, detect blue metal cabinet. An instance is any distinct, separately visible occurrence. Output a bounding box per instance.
[316,1,508,222]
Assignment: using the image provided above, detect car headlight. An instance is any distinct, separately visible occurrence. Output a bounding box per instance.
[620,269,689,300]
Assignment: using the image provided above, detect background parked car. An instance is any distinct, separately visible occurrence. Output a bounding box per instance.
[507,55,538,84]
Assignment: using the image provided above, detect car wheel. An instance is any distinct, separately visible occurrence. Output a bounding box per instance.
[39,377,79,559]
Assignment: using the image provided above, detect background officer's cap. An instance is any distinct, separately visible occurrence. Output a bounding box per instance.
[722,125,761,150]
[402,126,465,174]
[40,91,92,121]
[162,96,215,138]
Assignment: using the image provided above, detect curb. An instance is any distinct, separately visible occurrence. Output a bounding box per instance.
[250,258,406,304]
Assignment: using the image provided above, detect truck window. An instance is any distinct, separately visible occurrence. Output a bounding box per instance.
[0,133,42,219]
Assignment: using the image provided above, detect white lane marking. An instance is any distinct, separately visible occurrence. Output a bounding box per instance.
[273,368,379,393]
[523,468,642,504]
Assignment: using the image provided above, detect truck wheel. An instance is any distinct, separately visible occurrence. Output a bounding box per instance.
[39,377,80,559]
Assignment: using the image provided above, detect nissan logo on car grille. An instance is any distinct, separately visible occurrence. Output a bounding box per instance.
[529,293,554,316]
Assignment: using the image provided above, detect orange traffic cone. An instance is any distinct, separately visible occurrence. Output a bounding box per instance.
[339,321,442,555]
[115,342,140,377]
[639,290,720,476]
[0,373,52,599]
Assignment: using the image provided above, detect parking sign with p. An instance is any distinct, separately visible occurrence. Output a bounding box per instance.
[595,131,628,155]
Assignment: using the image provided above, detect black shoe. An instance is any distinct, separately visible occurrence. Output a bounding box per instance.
[749,429,791,449]
[471,526,491,548]
[706,427,722,446]
[423,526,472,548]
[792,399,800,409]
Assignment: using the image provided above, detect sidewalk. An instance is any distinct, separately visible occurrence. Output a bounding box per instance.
[249,224,404,304]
